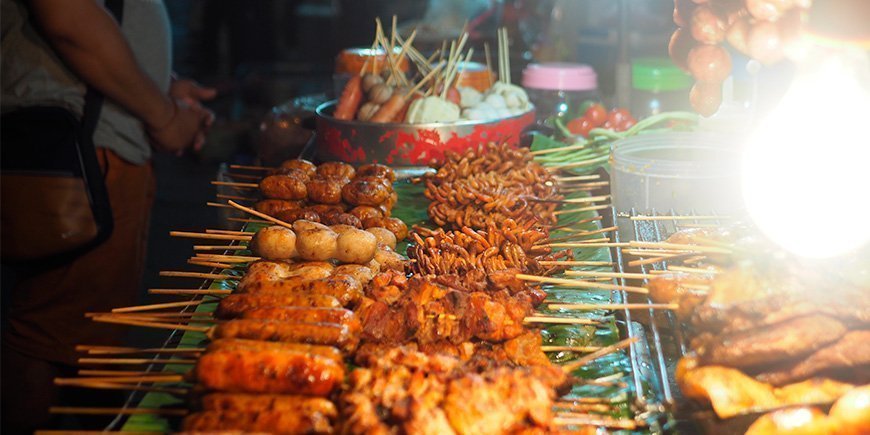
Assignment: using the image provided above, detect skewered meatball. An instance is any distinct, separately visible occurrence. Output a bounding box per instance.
[321,212,362,228]
[342,177,391,206]
[335,229,378,264]
[363,217,408,241]
[279,159,317,178]
[330,224,357,234]
[276,208,320,224]
[356,163,396,182]
[260,175,307,200]
[316,162,355,180]
[306,178,344,204]
[349,205,384,221]
[296,226,339,261]
[366,227,397,250]
[255,199,302,216]
[293,220,330,233]
[250,226,298,260]
[309,203,347,215]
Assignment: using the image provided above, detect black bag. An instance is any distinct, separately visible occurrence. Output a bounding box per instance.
[0,0,123,262]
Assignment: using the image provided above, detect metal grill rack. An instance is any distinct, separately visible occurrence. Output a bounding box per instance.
[608,208,727,433]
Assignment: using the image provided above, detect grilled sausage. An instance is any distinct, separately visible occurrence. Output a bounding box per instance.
[216,293,341,318]
[195,347,344,396]
[315,162,355,180]
[279,159,317,179]
[206,338,343,364]
[199,393,337,417]
[182,409,332,434]
[363,216,408,241]
[237,263,333,293]
[240,307,360,335]
[342,177,391,206]
[259,175,308,200]
[237,276,363,306]
[306,178,344,204]
[356,163,395,182]
[211,319,359,352]
[254,199,302,216]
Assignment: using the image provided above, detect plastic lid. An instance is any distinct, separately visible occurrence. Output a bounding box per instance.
[631,58,693,92]
[521,63,598,91]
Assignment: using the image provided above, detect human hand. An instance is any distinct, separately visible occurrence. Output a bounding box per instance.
[170,77,217,132]
[146,99,213,154]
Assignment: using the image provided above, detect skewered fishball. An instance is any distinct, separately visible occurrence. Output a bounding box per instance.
[357,102,380,122]
[255,199,302,216]
[335,229,378,264]
[295,226,338,262]
[357,163,396,182]
[361,73,384,93]
[366,227,397,250]
[276,208,321,224]
[349,205,384,221]
[259,174,308,201]
[279,159,317,179]
[249,226,298,260]
[316,162,355,180]
[306,178,345,204]
[342,177,391,206]
[367,83,394,105]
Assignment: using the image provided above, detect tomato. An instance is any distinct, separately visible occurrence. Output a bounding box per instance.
[687,44,732,82]
[618,116,637,132]
[607,108,633,127]
[566,117,594,137]
[584,104,608,127]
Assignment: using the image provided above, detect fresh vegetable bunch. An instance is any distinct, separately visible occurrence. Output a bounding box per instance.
[565,103,637,138]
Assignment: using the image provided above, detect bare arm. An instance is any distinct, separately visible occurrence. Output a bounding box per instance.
[28,0,175,129]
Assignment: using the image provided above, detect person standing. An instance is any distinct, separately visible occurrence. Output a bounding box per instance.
[1,0,214,432]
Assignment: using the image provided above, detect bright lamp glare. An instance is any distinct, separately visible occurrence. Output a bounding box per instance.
[742,51,870,258]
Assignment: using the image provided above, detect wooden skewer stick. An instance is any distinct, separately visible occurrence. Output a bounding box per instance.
[188,260,235,269]
[149,288,232,296]
[55,380,189,396]
[195,253,260,261]
[523,316,600,325]
[77,345,205,355]
[548,303,678,311]
[91,315,211,333]
[667,265,720,274]
[159,271,236,280]
[111,299,206,313]
[561,337,639,372]
[78,358,197,365]
[50,406,189,417]
[555,174,600,182]
[563,270,648,280]
[547,242,629,248]
[550,215,603,231]
[216,194,254,202]
[207,202,233,209]
[552,204,610,216]
[556,398,617,405]
[190,256,254,264]
[210,180,258,188]
[224,172,263,181]
[229,164,271,171]
[227,200,293,231]
[627,252,699,267]
[630,214,729,221]
[553,403,614,413]
[78,370,156,376]
[515,274,648,294]
[541,345,602,352]
[193,244,248,251]
[170,231,250,241]
[55,375,185,385]
[546,155,610,171]
[205,229,250,236]
[629,241,731,254]
[227,217,271,224]
[538,260,614,267]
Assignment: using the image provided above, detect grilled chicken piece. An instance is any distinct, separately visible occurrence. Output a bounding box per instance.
[199,392,337,417]
[215,292,341,318]
[206,338,343,364]
[756,330,870,386]
[182,409,332,434]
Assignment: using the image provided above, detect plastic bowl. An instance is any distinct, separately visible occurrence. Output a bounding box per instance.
[314,100,535,167]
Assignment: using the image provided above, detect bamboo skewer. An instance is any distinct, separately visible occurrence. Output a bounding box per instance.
[553,415,639,430]
[55,375,185,385]
[555,174,600,182]
[528,195,610,204]
[630,214,729,221]
[148,288,231,296]
[523,316,600,325]
[170,231,250,241]
[77,345,205,355]
[531,143,589,156]
[548,303,678,311]
[552,204,611,216]
[159,271,235,280]
[56,380,189,396]
[78,358,198,365]
[551,215,603,231]
[541,345,602,352]
[516,274,648,294]
[627,252,700,267]
[563,270,648,280]
[49,407,189,417]
[195,253,260,261]
[188,260,235,269]
[111,300,206,313]
[229,164,271,171]
[205,229,250,236]
[78,370,156,376]
[668,265,720,274]
[224,172,263,181]
[216,194,254,202]
[538,260,614,267]
[547,242,629,248]
[227,217,270,224]
[193,244,248,251]
[628,241,731,254]
[227,200,293,230]
[91,315,211,333]
[210,181,258,188]
[207,202,233,209]
[561,337,638,372]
